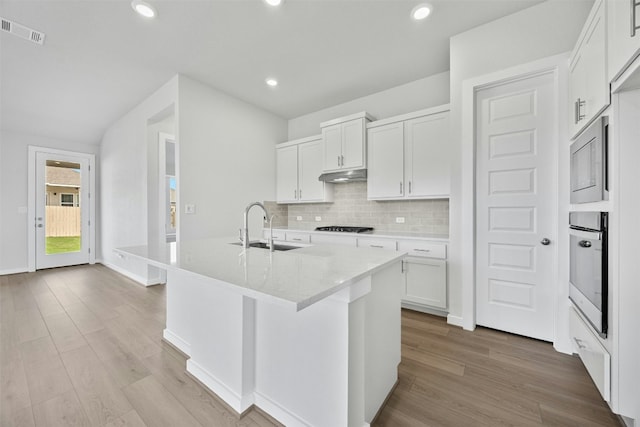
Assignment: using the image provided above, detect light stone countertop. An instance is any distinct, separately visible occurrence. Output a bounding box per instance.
[270,227,449,242]
[115,237,405,312]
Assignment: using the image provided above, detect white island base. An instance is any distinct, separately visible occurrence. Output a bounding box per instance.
[163,261,402,427]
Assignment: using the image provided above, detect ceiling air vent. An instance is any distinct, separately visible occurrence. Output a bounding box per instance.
[0,17,45,45]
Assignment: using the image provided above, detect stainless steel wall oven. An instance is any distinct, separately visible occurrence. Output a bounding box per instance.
[569,211,608,337]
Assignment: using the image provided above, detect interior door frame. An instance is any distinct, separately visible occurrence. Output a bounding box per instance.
[458,52,571,353]
[27,146,96,271]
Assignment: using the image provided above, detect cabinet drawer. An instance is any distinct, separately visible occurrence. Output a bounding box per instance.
[357,237,396,250]
[311,233,357,246]
[264,229,286,241]
[569,307,610,402]
[397,240,446,259]
[285,232,311,243]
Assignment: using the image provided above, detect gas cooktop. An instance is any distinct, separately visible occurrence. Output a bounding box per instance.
[314,226,374,233]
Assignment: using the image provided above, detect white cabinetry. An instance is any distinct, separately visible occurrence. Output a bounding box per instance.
[367,105,450,200]
[404,259,447,310]
[607,0,640,82]
[569,306,611,401]
[321,112,373,172]
[276,136,333,204]
[569,0,609,139]
[398,239,447,311]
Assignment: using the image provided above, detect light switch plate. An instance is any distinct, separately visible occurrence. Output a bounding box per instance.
[185,204,195,214]
[396,217,405,223]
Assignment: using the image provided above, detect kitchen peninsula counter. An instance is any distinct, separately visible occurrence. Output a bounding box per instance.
[115,238,405,427]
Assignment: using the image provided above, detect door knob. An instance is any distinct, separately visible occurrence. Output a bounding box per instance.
[540,238,551,246]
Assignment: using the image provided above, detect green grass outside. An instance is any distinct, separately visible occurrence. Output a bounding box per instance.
[46,236,81,254]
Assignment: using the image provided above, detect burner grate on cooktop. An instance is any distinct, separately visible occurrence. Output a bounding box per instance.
[314,226,374,233]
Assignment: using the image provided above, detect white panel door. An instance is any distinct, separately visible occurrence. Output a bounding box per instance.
[276,145,298,203]
[367,122,404,199]
[35,151,91,269]
[405,111,450,198]
[298,139,324,202]
[476,72,556,341]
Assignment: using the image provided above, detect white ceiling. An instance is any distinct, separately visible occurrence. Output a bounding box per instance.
[0,0,550,145]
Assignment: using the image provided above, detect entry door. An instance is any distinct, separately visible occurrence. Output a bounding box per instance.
[475,72,556,341]
[35,151,91,269]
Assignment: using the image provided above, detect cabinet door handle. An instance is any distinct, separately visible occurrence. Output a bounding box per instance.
[337,155,341,167]
[294,189,297,199]
[370,244,384,248]
[292,238,302,241]
[341,155,344,166]
[414,248,431,253]
[400,182,403,194]
[632,0,639,37]
[299,189,302,199]
[573,337,587,350]
[409,181,412,194]
[577,98,586,122]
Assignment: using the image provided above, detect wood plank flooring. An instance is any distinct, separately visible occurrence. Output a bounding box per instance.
[0,265,622,427]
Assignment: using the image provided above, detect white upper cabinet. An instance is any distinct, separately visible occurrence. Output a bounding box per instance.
[276,145,298,203]
[569,0,609,139]
[405,112,450,198]
[321,112,373,172]
[367,122,405,198]
[276,136,333,204]
[607,0,640,82]
[367,106,450,200]
[297,139,326,202]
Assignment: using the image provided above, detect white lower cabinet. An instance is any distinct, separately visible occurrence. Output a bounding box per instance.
[261,229,449,313]
[569,306,611,402]
[284,231,311,244]
[357,237,397,250]
[403,258,447,310]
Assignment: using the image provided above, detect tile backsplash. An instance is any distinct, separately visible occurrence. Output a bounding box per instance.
[266,182,449,234]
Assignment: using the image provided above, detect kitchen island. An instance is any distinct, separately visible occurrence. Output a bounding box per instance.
[115,238,405,427]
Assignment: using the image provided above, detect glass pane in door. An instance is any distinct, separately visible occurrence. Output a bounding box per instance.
[44,160,82,254]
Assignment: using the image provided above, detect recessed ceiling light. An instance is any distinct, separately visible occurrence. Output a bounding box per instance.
[411,3,432,20]
[131,0,156,18]
[265,78,278,87]
[264,0,283,6]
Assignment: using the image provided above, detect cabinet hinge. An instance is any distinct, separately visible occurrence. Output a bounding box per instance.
[88,248,91,254]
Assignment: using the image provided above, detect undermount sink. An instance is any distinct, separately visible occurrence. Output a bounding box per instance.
[229,241,301,251]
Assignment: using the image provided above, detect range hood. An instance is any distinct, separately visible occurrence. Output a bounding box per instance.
[318,169,367,183]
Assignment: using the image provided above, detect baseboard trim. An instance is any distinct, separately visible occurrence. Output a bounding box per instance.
[0,267,28,276]
[401,302,448,318]
[101,262,161,287]
[162,329,191,357]
[447,314,467,329]
[253,391,314,427]
[186,359,253,414]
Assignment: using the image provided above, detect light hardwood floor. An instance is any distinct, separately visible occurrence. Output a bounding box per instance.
[0,265,621,427]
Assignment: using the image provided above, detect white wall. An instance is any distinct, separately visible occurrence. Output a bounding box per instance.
[447,1,592,328]
[287,72,450,140]
[177,75,287,242]
[100,76,178,283]
[0,130,100,274]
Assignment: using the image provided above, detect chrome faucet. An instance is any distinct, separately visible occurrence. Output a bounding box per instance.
[240,202,274,252]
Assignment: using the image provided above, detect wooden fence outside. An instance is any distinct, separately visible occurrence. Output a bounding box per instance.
[46,206,81,237]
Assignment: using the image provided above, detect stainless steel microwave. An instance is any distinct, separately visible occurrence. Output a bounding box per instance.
[570,116,608,204]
